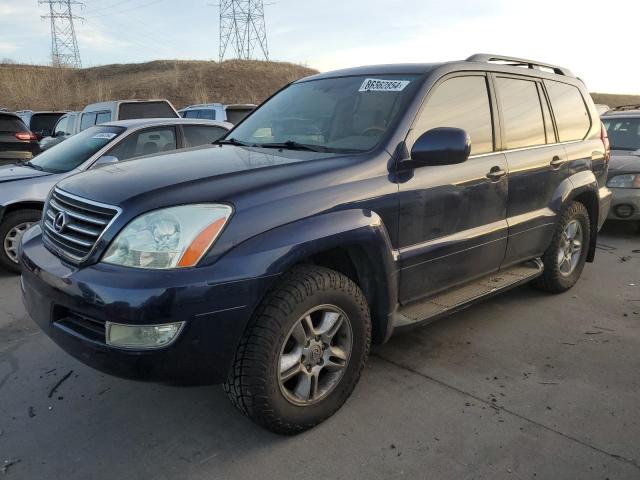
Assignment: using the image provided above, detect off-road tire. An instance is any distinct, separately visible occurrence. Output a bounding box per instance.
[223,265,371,435]
[0,209,41,274]
[533,201,590,293]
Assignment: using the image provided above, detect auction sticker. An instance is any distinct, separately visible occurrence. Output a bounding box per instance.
[359,78,410,92]
[92,133,118,140]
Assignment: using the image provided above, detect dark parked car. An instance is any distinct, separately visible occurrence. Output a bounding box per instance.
[15,110,67,140]
[20,54,612,434]
[601,106,640,228]
[0,112,40,166]
[0,118,231,272]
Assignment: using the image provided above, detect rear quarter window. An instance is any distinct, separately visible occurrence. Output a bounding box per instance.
[545,81,591,142]
[118,102,178,120]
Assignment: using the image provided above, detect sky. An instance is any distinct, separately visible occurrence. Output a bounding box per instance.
[0,0,639,94]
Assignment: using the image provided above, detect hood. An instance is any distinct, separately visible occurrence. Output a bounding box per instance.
[57,144,339,206]
[608,152,640,176]
[0,164,53,184]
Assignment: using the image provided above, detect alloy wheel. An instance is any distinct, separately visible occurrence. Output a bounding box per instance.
[278,305,353,406]
[557,219,583,276]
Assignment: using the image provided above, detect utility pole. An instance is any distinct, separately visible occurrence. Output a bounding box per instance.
[218,0,269,62]
[39,0,83,68]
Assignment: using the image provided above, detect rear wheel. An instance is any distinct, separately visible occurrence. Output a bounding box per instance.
[0,209,41,274]
[224,265,371,435]
[533,201,590,293]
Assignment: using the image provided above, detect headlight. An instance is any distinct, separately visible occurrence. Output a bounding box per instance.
[607,174,640,189]
[102,204,232,269]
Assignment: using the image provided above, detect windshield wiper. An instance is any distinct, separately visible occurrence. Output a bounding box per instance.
[15,160,43,171]
[214,137,254,147]
[257,140,329,152]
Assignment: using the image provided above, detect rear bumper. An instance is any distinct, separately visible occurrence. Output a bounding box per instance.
[606,187,640,221]
[20,225,277,385]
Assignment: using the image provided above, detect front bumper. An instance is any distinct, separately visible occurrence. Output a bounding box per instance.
[20,225,277,385]
[606,187,640,221]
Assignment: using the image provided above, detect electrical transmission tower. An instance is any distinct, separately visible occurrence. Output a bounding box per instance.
[39,0,83,68]
[218,0,269,62]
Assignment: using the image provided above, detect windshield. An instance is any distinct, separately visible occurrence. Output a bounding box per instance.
[228,75,420,153]
[603,117,640,151]
[30,125,126,173]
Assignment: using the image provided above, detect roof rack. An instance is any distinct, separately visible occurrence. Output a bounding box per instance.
[466,54,574,77]
[609,104,640,111]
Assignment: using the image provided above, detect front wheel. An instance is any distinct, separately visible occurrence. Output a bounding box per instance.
[533,201,590,293]
[0,209,41,274]
[224,265,371,435]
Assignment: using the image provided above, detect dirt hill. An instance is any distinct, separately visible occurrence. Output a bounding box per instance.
[0,59,318,111]
[590,93,640,108]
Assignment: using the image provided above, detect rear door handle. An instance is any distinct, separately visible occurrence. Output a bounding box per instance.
[550,155,564,168]
[486,167,507,181]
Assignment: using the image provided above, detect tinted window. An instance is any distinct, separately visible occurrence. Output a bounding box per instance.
[108,127,177,161]
[118,102,178,120]
[197,109,216,120]
[80,112,97,131]
[231,75,420,153]
[184,110,199,118]
[0,114,27,132]
[545,81,591,142]
[603,117,640,151]
[29,126,125,173]
[413,76,493,155]
[183,125,228,147]
[96,111,112,124]
[53,116,68,136]
[496,77,546,149]
[30,113,64,137]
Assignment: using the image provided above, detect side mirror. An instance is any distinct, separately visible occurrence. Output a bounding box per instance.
[410,127,471,167]
[92,155,119,168]
[55,130,65,137]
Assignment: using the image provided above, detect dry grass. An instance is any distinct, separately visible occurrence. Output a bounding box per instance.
[0,59,318,111]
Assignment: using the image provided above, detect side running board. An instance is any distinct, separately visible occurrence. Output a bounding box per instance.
[394,259,543,328]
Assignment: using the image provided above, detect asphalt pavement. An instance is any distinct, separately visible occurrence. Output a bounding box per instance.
[1,222,639,479]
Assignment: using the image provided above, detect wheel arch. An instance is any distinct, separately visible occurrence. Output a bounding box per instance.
[0,201,45,222]
[214,209,399,344]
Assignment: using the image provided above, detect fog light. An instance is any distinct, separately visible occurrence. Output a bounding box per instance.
[615,204,634,218]
[106,321,185,349]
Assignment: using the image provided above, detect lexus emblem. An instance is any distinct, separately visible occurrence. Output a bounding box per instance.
[53,211,67,233]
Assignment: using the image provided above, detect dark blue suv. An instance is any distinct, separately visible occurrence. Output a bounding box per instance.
[20,54,612,434]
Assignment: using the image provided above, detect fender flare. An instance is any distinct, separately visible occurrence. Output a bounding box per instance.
[213,209,399,343]
[550,170,600,262]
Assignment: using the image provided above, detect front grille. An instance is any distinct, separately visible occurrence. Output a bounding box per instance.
[42,188,119,262]
[52,306,106,344]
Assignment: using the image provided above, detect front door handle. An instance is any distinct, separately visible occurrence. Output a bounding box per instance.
[550,155,564,168]
[486,167,507,181]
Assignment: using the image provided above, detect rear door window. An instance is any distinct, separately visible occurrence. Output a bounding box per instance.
[197,109,216,120]
[118,102,178,120]
[495,77,546,149]
[184,110,199,118]
[413,75,494,155]
[183,125,228,146]
[545,81,591,142]
[80,112,97,131]
[107,127,177,161]
[95,111,112,124]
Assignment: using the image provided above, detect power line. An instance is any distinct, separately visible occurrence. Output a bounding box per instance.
[217,0,269,62]
[39,0,83,68]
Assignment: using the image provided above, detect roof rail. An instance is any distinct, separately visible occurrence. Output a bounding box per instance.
[466,54,574,77]
[609,104,640,111]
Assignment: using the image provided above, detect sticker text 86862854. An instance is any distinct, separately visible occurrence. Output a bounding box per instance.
[359,78,411,92]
